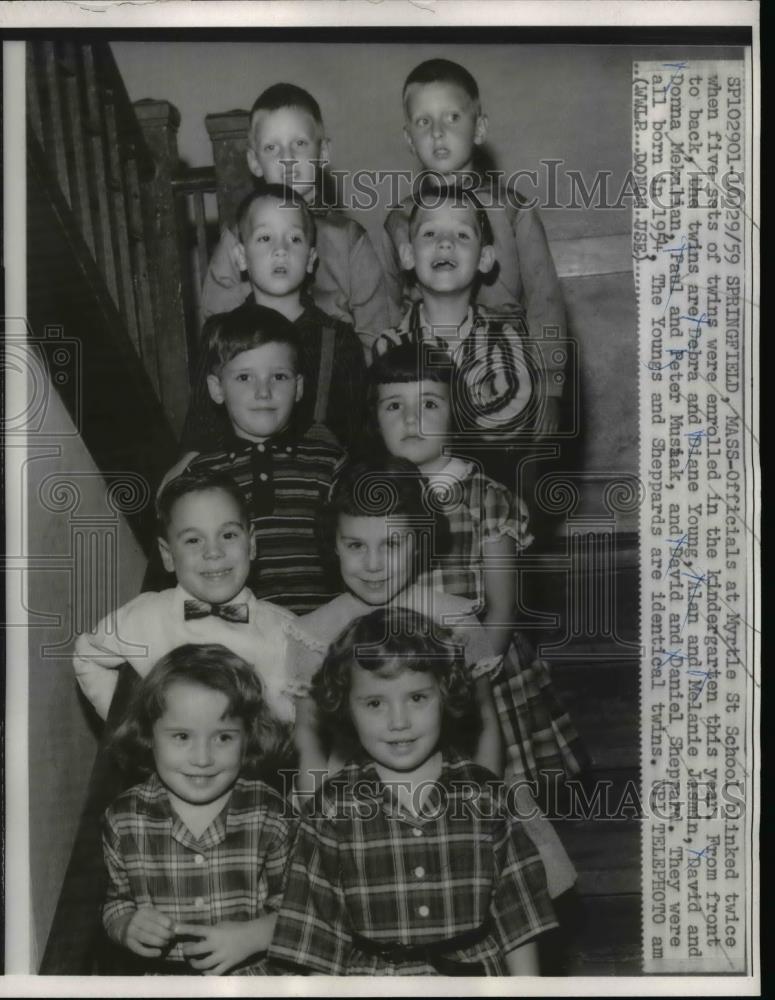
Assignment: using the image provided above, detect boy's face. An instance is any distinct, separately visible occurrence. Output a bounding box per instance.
[400,202,494,296]
[153,681,246,808]
[247,106,329,202]
[376,379,451,474]
[158,487,255,603]
[335,514,416,606]
[235,198,317,301]
[403,81,487,175]
[207,340,303,443]
[349,663,443,773]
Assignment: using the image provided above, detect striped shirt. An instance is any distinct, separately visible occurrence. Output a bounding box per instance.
[188,424,345,614]
[268,752,557,976]
[103,774,294,974]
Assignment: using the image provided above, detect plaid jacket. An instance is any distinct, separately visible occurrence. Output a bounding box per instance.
[419,458,533,614]
[103,774,294,974]
[268,752,557,975]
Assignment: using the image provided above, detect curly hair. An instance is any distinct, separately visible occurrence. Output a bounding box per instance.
[109,644,288,776]
[316,456,450,590]
[310,607,479,756]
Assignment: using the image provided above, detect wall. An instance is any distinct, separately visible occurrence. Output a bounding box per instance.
[25,381,147,967]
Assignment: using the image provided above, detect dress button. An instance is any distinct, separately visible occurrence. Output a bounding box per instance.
[257,444,266,453]
[412,827,423,837]
[286,446,292,453]
[259,472,269,482]
[418,905,430,918]
[194,854,205,865]
[194,896,205,908]
[414,866,425,878]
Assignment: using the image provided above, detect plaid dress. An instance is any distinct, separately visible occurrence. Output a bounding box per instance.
[103,774,294,975]
[268,752,557,975]
[418,459,589,786]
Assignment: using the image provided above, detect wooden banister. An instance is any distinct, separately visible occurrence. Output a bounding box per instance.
[204,109,253,228]
[26,40,191,440]
[133,98,190,433]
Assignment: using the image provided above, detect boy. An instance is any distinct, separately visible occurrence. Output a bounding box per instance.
[182,305,345,614]
[201,82,398,350]
[383,58,566,435]
[373,183,537,485]
[182,182,367,454]
[74,469,301,724]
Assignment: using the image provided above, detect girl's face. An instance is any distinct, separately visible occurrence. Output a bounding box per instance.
[376,380,451,474]
[152,680,246,809]
[348,663,443,773]
[335,514,416,606]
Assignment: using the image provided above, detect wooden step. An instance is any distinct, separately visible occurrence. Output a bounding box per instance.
[552,661,639,770]
[558,819,640,896]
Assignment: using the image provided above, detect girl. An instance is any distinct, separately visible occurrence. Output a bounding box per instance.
[102,644,293,975]
[367,341,589,896]
[268,608,558,976]
[290,456,504,784]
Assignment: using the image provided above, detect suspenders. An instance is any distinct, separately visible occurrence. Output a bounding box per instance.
[314,324,336,425]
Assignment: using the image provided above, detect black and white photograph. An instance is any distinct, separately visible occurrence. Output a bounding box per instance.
[2,1,760,990]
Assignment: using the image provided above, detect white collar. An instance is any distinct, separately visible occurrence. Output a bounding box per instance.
[423,455,474,488]
[417,303,476,342]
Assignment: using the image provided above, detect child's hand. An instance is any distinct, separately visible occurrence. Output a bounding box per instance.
[175,920,261,975]
[114,906,175,957]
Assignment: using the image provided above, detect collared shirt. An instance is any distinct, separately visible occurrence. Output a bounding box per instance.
[372,302,539,442]
[73,586,300,722]
[187,424,346,615]
[419,458,533,612]
[268,751,557,975]
[180,299,367,455]
[201,212,400,350]
[102,774,293,974]
[291,584,502,695]
[382,175,566,396]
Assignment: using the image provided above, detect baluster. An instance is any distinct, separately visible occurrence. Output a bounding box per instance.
[39,41,70,202]
[124,152,160,393]
[102,89,140,350]
[58,42,95,256]
[26,44,44,146]
[192,189,209,286]
[81,44,119,304]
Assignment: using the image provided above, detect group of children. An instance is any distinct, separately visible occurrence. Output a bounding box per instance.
[72,57,586,977]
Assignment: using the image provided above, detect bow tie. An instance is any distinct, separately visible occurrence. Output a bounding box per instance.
[184,599,249,624]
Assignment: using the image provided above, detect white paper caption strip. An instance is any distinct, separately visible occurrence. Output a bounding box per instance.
[634,60,749,974]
